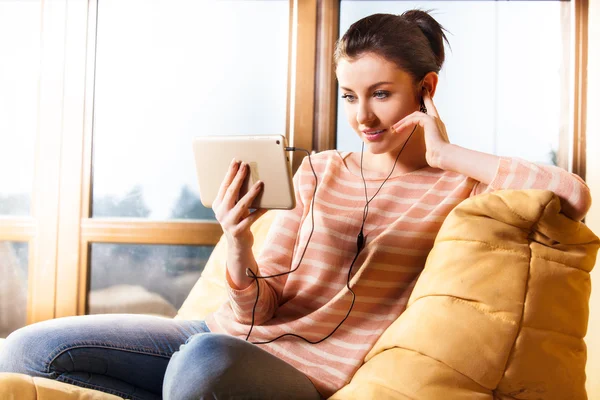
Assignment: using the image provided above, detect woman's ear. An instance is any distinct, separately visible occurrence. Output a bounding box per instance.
[421,72,439,97]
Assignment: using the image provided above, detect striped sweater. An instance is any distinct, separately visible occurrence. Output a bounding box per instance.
[205,150,591,397]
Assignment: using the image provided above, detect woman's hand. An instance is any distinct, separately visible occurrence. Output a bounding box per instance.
[212,159,267,249]
[392,88,451,169]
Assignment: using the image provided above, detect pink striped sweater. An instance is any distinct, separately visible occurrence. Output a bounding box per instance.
[205,150,591,397]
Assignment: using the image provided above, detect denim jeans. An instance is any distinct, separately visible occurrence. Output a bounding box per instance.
[0,314,322,400]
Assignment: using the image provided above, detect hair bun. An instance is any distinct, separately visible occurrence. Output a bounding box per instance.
[401,10,448,70]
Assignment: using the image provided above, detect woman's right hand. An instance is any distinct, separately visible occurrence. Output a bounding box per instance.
[212,159,267,250]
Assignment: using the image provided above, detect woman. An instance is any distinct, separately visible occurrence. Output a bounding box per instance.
[0,10,590,400]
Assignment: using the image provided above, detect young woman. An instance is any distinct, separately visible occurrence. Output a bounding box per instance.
[0,10,590,400]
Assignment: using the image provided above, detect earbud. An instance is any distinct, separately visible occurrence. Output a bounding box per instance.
[419,86,428,114]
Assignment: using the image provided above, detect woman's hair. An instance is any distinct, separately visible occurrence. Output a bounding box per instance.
[334,10,449,85]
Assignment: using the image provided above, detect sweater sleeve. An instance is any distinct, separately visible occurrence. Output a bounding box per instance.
[225,157,313,325]
[471,157,592,221]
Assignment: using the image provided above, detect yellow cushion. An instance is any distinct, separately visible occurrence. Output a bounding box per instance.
[331,189,599,399]
[0,372,122,400]
[175,210,277,321]
[2,190,598,399]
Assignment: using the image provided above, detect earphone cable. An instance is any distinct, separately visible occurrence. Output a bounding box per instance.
[244,147,318,342]
[359,124,419,231]
[245,124,418,344]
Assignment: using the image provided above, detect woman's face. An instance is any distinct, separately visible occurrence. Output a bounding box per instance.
[336,52,420,155]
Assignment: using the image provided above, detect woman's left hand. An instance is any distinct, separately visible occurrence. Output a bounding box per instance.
[392,88,450,169]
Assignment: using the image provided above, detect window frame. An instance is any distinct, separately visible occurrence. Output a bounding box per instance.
[0,0,588,324]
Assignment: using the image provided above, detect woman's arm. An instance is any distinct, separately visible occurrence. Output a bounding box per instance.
[394,89,592,221]
[437,144,592,221]
[436,144,498,185]
[213,158,309,325]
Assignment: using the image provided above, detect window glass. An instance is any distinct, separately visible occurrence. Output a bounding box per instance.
[88,243,214,316]
[0,1,41,216]
[337,1,568,165]
[0,242,29,338]
[92,0,289,219]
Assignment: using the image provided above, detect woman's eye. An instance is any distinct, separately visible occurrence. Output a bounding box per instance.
[373,90,389,99]
[341,94,356,103]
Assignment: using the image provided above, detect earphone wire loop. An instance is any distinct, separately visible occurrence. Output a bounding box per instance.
[245,123,418,344]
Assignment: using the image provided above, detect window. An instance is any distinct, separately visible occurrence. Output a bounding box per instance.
[89,244,213,316]
[0,242,28,338]
[92,0,289,220]
[336,1,571,167]
[84,0,290,315]
[0,0,585,324]
[0,0,40,336]
[0,0,40,216]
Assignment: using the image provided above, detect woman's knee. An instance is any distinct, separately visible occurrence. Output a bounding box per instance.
[163,333,246,399]
[0,321,57,375]
[0,316,101,377]
[163,333,322,400]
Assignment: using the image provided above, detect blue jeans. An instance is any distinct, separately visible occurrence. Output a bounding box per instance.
[0,314,322,400]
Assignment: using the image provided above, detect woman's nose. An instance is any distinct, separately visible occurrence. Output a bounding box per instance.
[356,103,375,125]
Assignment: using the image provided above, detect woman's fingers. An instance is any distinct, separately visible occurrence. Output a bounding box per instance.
[223,162,250,208]
[215,159,240,204]
[392,111,427,133]
[225,179,264,224]
[212,162,266,247]
[234,179,264,214]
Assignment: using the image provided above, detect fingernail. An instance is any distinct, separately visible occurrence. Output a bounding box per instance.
[390,126,396,133]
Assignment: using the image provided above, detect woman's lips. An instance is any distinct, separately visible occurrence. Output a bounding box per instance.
[363,129,386,141]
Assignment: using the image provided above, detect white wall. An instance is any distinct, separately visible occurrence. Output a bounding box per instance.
[585,0,600,396]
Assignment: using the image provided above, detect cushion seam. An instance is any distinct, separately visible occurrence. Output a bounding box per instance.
[531,254,589,271]
[495,191,544,223]
[520,324,584,340]
[32,376,39,399]
[434,239,528,255]
[494,197,553,389]
[380,346,494,392]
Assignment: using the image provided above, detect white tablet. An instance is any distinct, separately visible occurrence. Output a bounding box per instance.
[192,135,296,210]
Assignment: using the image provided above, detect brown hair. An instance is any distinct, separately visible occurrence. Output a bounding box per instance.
[334,10,449,85]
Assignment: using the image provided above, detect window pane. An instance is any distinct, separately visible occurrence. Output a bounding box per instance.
[0,1,41,216]
[88,243,213,317]
[0,242,28,338]
[92,0,289,220]
[337,1,567,165]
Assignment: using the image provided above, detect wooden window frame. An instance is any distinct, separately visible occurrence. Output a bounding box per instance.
[61,0,310,318]
[572,0,588,179]
[0,0,588,325]
[314,0,340,153]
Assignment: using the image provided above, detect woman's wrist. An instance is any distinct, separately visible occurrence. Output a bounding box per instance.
[226,235,254,253]
[431,142,454,170]
[226,240,258,290]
